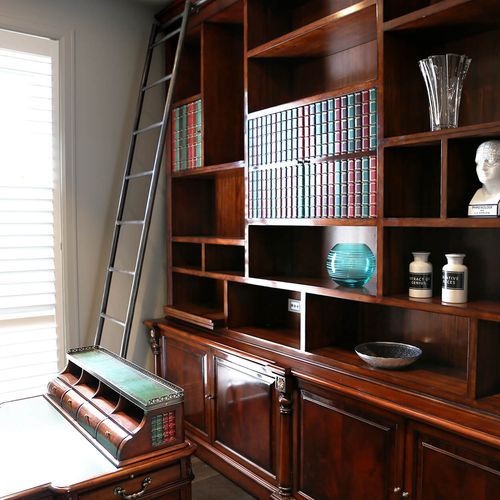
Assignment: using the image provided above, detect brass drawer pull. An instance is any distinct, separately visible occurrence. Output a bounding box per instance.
[114,477,152,499]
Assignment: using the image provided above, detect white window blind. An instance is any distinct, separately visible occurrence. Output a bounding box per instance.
[0,29,63,402]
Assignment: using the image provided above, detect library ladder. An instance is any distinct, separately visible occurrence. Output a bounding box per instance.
[94,0,192,358]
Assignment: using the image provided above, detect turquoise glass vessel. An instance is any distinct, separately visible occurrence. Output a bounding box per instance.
[326,243,375,287]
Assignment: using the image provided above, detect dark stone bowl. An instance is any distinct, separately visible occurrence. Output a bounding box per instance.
[354,342,422,370]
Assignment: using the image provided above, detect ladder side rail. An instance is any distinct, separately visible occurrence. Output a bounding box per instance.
[120,0,192,357]
[94,24,158,346]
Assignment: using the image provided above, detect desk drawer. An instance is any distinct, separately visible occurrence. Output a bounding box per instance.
[77,403,106,438]
[96,418,129,458]
[61,389,86,418]
[79,463,182,499]
[47,379,70,404]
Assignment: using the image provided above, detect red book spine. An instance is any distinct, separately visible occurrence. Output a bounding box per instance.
[292,164,298,218]
[298,106,304,161]
[188,101,193,169]
[171,108,177,172]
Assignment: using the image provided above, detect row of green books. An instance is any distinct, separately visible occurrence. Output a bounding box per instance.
[248,157,377,219]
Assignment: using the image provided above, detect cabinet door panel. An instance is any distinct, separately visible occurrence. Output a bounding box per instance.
[408,424,500,500]
[162,337,209,437]
[213,355,276,474]
[297,386,402,500]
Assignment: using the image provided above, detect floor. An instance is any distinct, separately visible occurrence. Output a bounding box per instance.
[191,457,256,500]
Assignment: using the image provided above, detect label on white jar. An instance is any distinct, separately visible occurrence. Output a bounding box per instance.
[442,271,465,290]
[409,272,432,289]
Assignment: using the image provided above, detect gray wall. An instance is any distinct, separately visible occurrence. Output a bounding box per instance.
[0,0,167,369]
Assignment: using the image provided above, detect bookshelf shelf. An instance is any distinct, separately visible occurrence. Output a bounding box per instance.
[310,346,468,400]
[229,326,301,350]
[248,218,377,227]
[383,218,500,228]
[172,236,245,246]
[383,0,500,31]
[173,93,202,109]
[383,121,500,147]
[172,267,245,281]
[247,0,376,59]
[164,304,225,330]
[383,295,500,323]
[254,275,377,299]
[171,160,244,178]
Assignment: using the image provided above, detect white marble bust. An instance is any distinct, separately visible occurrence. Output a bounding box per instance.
[469,140,500,206]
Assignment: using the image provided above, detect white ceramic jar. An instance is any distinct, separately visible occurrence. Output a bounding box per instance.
[409,252,433,298]
[442,254,468,303]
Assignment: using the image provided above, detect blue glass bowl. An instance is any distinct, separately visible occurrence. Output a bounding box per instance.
[326,243,375,287]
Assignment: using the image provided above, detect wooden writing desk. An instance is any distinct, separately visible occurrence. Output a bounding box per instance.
[0,347,195,499]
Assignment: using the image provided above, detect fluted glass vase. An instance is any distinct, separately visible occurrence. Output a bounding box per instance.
[326,243,375,288]
[419,54,471,131]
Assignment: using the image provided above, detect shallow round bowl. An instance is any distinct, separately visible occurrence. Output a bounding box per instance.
[354,342,422,370]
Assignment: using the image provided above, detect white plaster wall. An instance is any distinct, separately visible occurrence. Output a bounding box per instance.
[0,0,167,370]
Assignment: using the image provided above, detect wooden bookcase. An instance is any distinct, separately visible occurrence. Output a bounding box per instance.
[153,1,500,498]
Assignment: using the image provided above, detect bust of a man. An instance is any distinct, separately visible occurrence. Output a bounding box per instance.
[469,140,500,206]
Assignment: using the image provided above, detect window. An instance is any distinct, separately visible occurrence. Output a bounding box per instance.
[0,29,64,402]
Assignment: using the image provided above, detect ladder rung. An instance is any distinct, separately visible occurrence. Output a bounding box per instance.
[133,121,163,135]
[125,170,154,180]
[158,12,184,32]
[116,220,145,226]
[100,313,125,328]
[142,73,172,92]
[109,267,135,276]
[151,28,181,48]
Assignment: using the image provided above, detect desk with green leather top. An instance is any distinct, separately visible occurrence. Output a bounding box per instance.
[0,347,195,499]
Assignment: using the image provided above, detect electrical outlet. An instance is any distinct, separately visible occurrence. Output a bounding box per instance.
[288,298,301,313]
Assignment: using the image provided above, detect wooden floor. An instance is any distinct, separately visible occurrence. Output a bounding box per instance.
[192,457,256,499]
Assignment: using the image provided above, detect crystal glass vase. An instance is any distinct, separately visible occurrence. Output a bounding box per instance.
[326,243,375,288]
[419,54,471,131]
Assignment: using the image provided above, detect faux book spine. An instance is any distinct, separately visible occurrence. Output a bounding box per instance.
[247,87,377,169]
[171,99,202,172]
[247,155,377,220]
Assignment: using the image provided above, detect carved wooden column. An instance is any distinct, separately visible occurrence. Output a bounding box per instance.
[147,326,161,376]
[272,374,294,500]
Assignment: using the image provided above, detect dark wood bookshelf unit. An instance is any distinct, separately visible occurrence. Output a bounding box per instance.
[151,1,500,498]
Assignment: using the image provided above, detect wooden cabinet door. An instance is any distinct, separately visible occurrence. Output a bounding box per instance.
[295,380,404,500]
[405,422,500,500]
[160,335,210,439]
[211,350,279,479]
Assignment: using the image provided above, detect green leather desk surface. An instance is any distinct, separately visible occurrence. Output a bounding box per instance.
[69,348,182,409]
[0,396,116,497]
